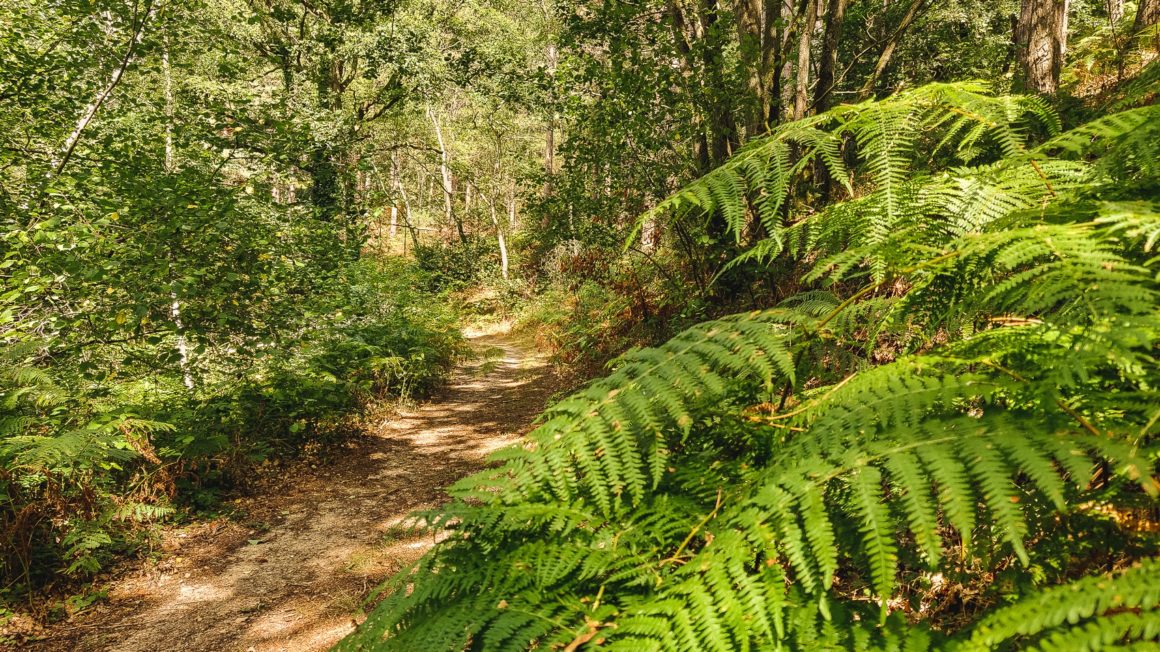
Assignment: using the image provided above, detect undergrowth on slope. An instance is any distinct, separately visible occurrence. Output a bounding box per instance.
[1,258,462,603]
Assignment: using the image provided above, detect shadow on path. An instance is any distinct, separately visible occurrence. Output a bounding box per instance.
[30,328,560,652]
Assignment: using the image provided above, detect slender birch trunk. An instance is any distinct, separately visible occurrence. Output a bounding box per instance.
[57,2,155,175]
[389,153,399,240]
[507,188,517,230]
[491,200,509,280]
[544,41,558,193]
[793,0,819,120]
[162,32,194,390]
[427,105,464,243]
[479,189,510,280]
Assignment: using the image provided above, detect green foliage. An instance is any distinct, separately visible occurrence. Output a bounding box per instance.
[951,560,1160,651]
[341,84,1160,650]
[639,83,1061,277]
[1,257,461,592]
[514,271,692,373]
[0,0,468,596]
[415,237,502,291]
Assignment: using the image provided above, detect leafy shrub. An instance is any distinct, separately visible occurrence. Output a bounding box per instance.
[340,84,1160,650]
[414,237,502,291]
[0,258,462,595]
[517,244,703,373]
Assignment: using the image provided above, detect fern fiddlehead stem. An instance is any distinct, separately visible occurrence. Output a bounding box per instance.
[660,488,724,567]
[1028,159,1057,198]
[562,617,603,652]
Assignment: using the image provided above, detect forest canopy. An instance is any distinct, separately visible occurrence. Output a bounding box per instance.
[2,0,1159,649]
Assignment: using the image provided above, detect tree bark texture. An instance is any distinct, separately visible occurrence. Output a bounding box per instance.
[1014,0,1069,95]
[1105,0,1123,24]
[814,0,850,112]
[793,0,819,120]
[1136,0,1160,32]
[427,105,465,244]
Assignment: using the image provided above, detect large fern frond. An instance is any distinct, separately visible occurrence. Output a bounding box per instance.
[344,84,1160,651]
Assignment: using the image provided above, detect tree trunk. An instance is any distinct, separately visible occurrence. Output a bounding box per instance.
[162,33,194,391]
[1014,0,1069,95]
[490,200,509,280]
[388,153,399,239]
[544,41,558,191]
[397,167,418,252]
[1136,0,1160,31]
[758,0,783,129]
[1105,0,1123,24]
[793,0,819,120]
[670,0,740,164]
[702,0,740,161]
[735,0,763,135]
[669,0,713,169]
[814,0,850,112]
[308,148,339,220]
[309,56,345,222]
[735,0,783,136]
[57,3,155,175]
[478,188,510,280]
[427,105,465,244]
[162,39,175,175]
[770,0,800,127]
[496,229,509,280]
[858,0,929,99]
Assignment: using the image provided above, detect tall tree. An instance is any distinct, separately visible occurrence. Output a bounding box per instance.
[670,0,742,167]
[734,0,788,134]
[427,105,465,244]
[544,38,558,188]
[56,0,156,176]
[1014,0,1070,94]
[1105,0,1123,24]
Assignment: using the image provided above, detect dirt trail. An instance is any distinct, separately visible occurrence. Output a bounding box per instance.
[30,327,557,652]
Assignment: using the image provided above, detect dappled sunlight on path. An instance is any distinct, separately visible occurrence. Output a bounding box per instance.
[31,326,558,652]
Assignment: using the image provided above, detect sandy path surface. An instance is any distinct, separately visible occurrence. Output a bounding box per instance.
[28,328,557,652]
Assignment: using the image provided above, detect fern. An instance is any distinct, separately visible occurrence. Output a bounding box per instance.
[951,560,1160,651]
[632,82,1062,277]
[342,84,1160,651]
[500,310,797,515]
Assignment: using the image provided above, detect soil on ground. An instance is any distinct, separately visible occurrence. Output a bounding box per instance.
[23,325,560,652]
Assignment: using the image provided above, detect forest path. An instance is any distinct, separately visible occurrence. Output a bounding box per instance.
[34,325,557,652]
